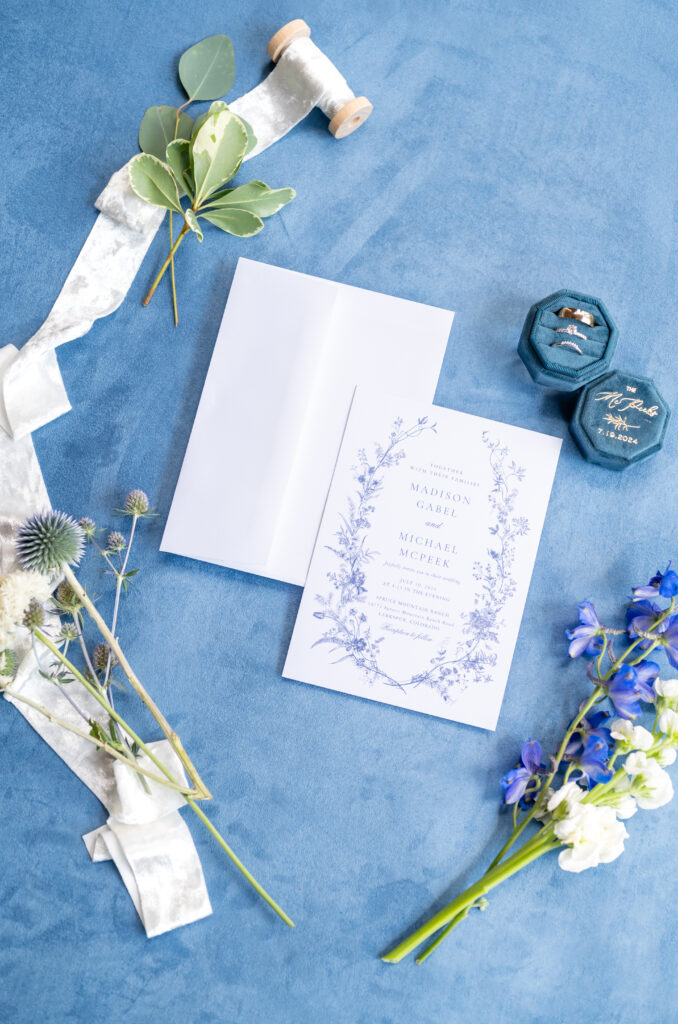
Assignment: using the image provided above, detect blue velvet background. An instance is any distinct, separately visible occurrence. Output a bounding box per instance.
[2,1,677,1021]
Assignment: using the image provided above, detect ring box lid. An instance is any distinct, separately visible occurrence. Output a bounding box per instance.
[517,289,617,392]
[570,369,671,470]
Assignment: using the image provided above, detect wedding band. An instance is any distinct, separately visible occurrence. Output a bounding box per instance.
[551,339,584,354]
[557,307,596,328]
[555,324,587,341]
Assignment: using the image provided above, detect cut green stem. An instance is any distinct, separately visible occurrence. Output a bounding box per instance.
[186,797,295,927]
[382,829,558,963]
[142,223,190,307]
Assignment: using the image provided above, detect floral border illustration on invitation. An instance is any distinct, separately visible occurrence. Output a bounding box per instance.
[313,417,530,703]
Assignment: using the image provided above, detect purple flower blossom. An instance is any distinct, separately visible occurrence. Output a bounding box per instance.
[607,664,656,719]
[659,617,678,669]
[632,564,678,601]
[576,735,613,787]
[566,601,604,658]
[564,710,612,760]
[500,739,546,805]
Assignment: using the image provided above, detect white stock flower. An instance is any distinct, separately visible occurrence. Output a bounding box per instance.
[610,719,653,751]
[659,709,678,740]
[654,679,678,715]
[657,747,677,767]
[625,751,674,809]
[655,678,678,704]
[556,803,628,873]
[612,791,638,820]
[547,781,584,817]
[0,571,52,648]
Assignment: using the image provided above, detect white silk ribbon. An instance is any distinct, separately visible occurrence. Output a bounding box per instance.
[0,34,361,440]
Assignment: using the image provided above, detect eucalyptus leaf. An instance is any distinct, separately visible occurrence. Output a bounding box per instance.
[129,153,183,214]
[166,139,193,197]
[184,208,203,242]
[178,35,235,101]
[191,109,248,206]
[204,181,295,218]
[139,105,193,162]
[190,100,229,142]
[200,208,264,237]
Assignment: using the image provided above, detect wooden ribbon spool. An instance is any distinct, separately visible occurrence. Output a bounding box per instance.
[266,19,373,139]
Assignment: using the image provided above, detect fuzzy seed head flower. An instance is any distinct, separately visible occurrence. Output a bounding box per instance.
[78,517,97,538]
[16,511,84,573]
[92,642,116,673]
[55,580,82,611]
[22,598,45,632]
[124,489,150,516]
[106,531,126,553]
[0,571,53,647]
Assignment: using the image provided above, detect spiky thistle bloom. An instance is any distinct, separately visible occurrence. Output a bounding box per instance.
[22,598,45,632]
[93,642,116,673]
[123,489,150,516]
[55,580,82,612]
[16,511,84,574]
[0,571,52,647]
[78,516,97,539]
[58,622,79,643]
[106,531,126,553]
[0,648,16,687]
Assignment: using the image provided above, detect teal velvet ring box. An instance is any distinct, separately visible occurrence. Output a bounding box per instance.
[571,370,671,470]
[518,289,617,391]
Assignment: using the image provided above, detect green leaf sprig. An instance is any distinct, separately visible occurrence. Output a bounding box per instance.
[130,36,295,324]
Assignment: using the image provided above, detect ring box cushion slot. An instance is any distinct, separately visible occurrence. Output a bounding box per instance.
[518,290,617,390]
[570,369,671,470]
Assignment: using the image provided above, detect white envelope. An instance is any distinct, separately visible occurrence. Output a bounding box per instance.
[161,258,454,585]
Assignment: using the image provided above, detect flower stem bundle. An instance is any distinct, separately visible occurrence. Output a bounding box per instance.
[1,494,293,928]
[382,566,678,964]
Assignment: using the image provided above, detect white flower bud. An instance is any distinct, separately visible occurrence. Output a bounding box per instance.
[610,719,653,751]
[655,678,678,699]
[625,751,674,809]
[657,747,677,767]
[659,708,678,740]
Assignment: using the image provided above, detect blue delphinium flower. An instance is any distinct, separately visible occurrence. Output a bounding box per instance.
[606,662,657,719]
[658,618,678,669]
[575,735,613,787]
[633,564,678,601]
[566,601,605,658]
[627,600,663,637]
[500,739,546,805]
[564,710,612,760]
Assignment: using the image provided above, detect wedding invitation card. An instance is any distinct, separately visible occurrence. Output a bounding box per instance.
[284,389,562,729]
[161,259,454,585]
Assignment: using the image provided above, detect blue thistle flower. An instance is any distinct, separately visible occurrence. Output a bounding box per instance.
[106,531,126,553]
[124,489,150,515]
[16,511,84,573]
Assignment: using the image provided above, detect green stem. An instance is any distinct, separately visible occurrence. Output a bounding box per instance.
[4,687,191,793]
[185,797,294,927]
[415,905,475,964]
[142,224,190,307]
[382,829,558,963]
[168,211,179,326]
[33,627,201,799]
[62,566,211,799]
